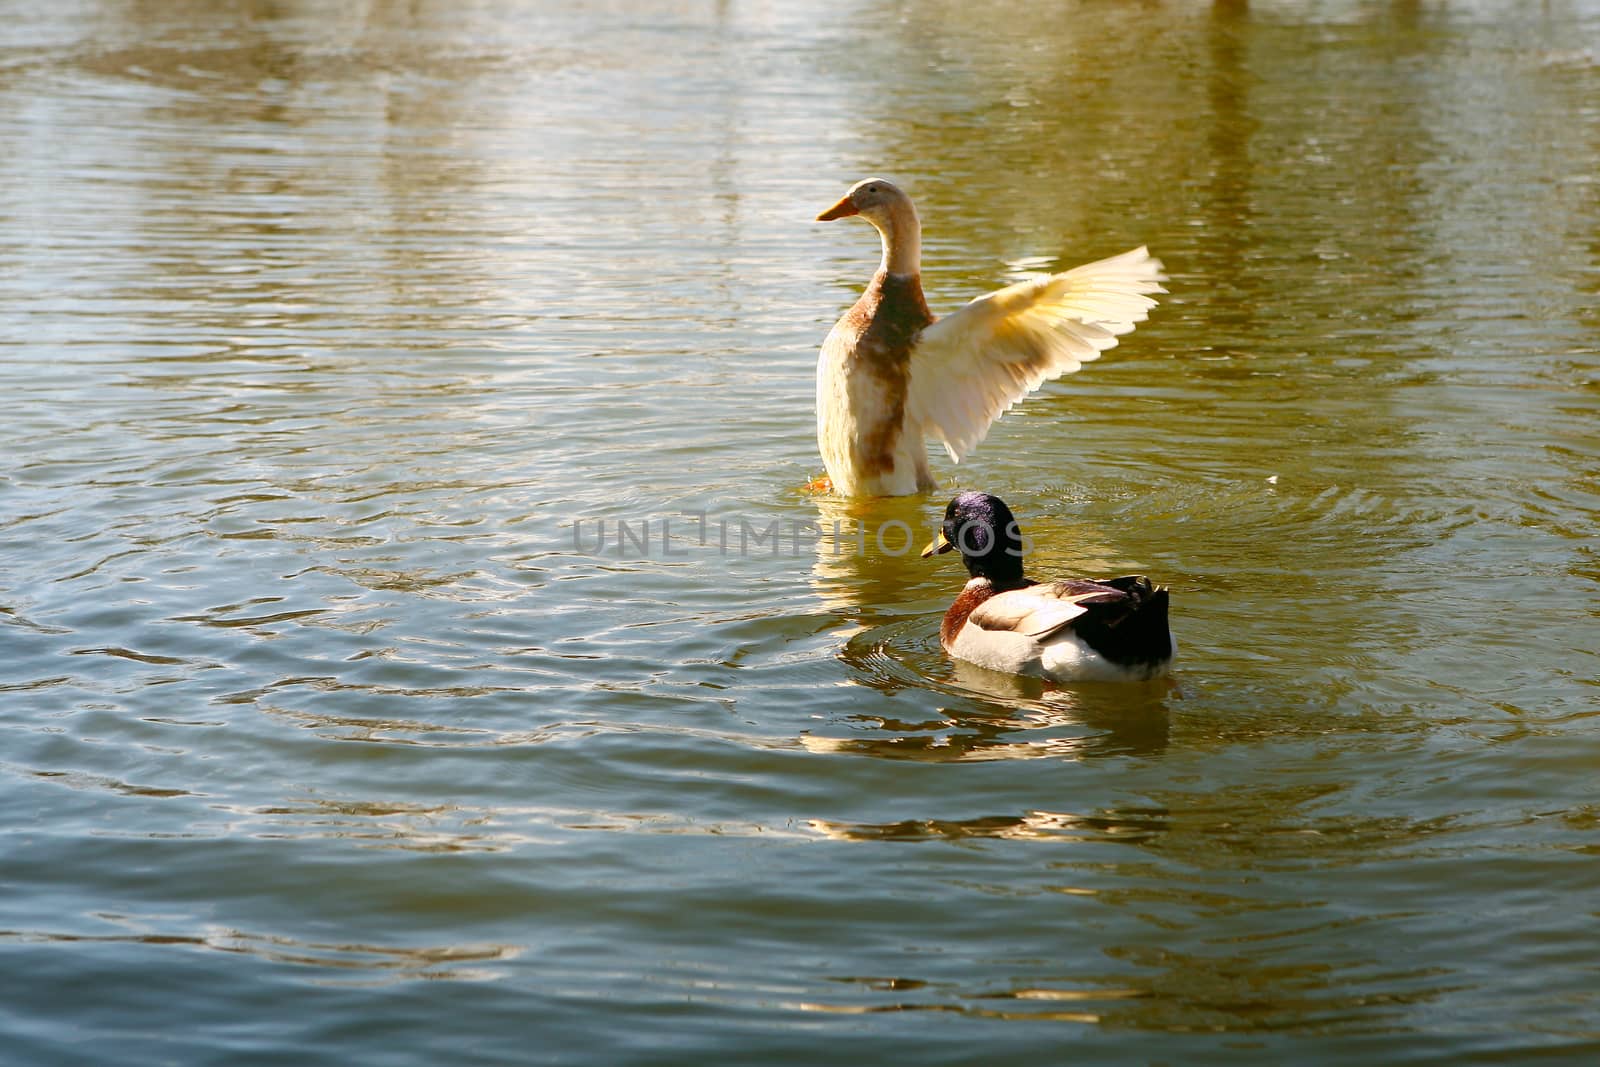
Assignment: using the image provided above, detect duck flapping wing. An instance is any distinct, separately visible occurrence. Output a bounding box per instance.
[905,246,1166,463]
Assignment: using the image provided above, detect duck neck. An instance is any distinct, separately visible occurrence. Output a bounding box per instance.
[872,199,922,277]
[966,554,1026,590]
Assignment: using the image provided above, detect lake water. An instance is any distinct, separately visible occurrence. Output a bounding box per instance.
[3,1,1599,1062]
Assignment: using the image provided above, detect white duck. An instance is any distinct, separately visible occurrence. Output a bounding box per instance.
[921,492,1174,682]
[814,178,1166,496]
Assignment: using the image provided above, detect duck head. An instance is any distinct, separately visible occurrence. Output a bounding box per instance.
[816,177,921,275]
[921,491,1026,585]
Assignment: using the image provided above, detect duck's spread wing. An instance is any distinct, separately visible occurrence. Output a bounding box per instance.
[906,246,1166,463]
[967,583,1131,640]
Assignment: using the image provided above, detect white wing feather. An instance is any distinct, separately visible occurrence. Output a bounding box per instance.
[968,588,1089,638]
[906,246,1167,463]
[968,583,1132,639]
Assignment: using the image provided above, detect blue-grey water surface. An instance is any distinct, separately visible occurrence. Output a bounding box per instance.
[3,1,1600,1063]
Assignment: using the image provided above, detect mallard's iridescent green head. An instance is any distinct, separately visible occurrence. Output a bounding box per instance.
[922,491,1025,585]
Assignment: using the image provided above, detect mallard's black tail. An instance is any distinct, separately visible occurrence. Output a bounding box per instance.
[1076,575,1172,670]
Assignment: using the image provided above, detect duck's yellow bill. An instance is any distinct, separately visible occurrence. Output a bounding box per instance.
[816,195,858,222]
[920,530,952,558]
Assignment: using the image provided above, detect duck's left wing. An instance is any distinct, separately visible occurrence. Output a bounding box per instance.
[906,246,1166,463]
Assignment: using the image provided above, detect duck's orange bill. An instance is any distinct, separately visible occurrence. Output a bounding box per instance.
[920,531,952,558]
[816,195,859,221]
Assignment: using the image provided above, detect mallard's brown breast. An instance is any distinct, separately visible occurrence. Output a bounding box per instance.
[940,578,996,649]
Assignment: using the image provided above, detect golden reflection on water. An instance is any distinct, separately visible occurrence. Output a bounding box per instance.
[793,924,1452,1029]
[3,0,1600,1057]
[0,922,521,985]
[799,778,1470,1031]
[805,492,939,622]
[807,804,1170,844]
[797,684,1172,764]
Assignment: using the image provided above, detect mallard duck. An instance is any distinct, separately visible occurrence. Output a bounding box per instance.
[921,492,1174,682]
[814,178,1166,496]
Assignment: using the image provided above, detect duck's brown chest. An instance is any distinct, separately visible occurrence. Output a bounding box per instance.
[843,272,933,360]
[941,579,996,649]
[836,272,934,475]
